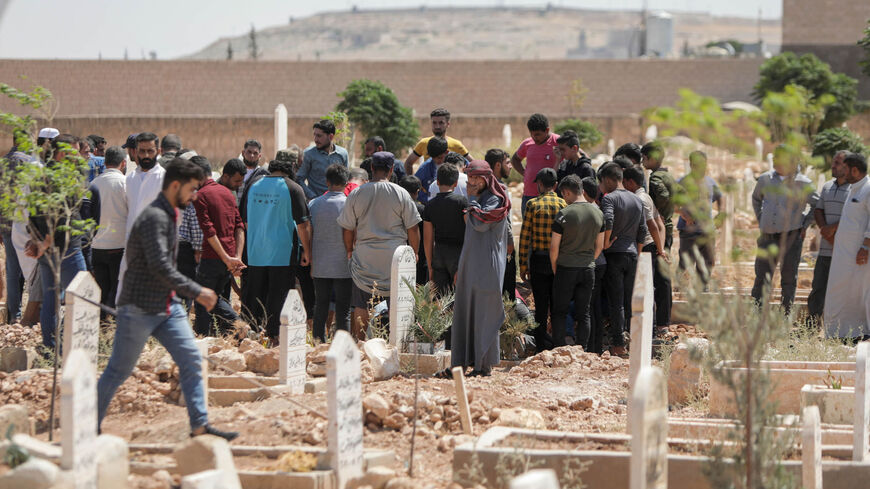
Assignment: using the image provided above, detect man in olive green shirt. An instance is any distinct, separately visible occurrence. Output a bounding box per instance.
[642,140,674,331]
[549,175,604,350]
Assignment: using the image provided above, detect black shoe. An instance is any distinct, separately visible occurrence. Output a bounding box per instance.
[192,424,239,442]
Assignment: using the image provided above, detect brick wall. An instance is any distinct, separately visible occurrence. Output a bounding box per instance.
[782,0,870,46]
[0,58,764,118]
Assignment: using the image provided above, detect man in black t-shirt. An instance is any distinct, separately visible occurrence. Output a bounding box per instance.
[554,130,594,194]
[423,163,469,297]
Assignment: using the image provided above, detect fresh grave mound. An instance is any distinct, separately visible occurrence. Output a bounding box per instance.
[0,323,42,349]
[509,345,627,378]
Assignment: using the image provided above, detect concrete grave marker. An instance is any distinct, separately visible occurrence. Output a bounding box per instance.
[630,366,667,489]
[279,289,308,393]
[62,348,98,489]
[181,469,232,489]
[274,104,287,152]
[510,468,561,489]
[802,405,822,489]
[452,367,473,436]
[628,252,654,431]
[502,124,512,148]
[388,245,417,349]
[327,330,363,488]
[854,342,870,461]
[64,271,101,369]
[721,194,734,266]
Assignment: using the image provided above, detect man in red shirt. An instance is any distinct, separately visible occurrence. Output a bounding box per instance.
[511,113,560,215]
[193,157,247,335]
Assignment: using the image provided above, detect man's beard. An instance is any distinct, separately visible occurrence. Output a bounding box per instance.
[138,157,156,170]
[433,129,445,137]
[244,158,258,168]
[174,189,191,208]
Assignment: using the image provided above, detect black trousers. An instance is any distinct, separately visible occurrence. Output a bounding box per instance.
[807,255,831,319]
[503,247,517,298]
[589,263,607,354]
[91,248,123,318]
[551,265,595,349]
[194,258,239,336]
[751,229,803,312]
[177,241,198,310]
[603,252,637,348]
[431,244,462,297]
[642,242,673,327]
[243,265,296,338]
[529,253,555,350]
[313,277,352,342]
[295,264,316,319]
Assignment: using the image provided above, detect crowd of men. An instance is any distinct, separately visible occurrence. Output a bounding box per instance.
[2,108,868,435]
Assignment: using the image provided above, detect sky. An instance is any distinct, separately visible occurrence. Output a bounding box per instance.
[0,0,782,59]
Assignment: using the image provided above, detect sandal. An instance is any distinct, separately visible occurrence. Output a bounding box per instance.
[468,369,492,377]
[433,368,453,379]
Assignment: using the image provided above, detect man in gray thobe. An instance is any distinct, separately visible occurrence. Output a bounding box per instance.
[451,160,511,377]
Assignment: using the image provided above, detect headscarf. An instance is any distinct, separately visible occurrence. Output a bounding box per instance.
[465,160,511,223]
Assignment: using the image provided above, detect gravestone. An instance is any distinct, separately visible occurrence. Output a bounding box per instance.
[510,468,561,489]
[181,469,232,489]
[628,252,654,432]
[755,137,763,162]
[452,367,473,436]
[644,125,657,143]
[279,290,307,394]
[274,104,287,152]
[629,366,667,489]
[63,271,101,369]
[607,139,616,157]
[721,194,734,266]
[388,245,417,349]
[502,124,512,149]
[802,405,822,489]
[854,342,870,461]
[61,348,98,489]
[327,330,363,488]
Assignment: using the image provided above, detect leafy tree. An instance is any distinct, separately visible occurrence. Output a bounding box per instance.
[812,127,868,168]
[552,119,603,149]
[0,83,94,440]
[753,52,858,130]
[335,79,419,155]
[643,88,766,155]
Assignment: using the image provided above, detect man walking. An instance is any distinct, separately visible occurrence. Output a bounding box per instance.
[519,168,566,352]
[676,151,722,281]
[298,120,349,200]
[807,150,850,323]
[337,152,421,339]
[550,175,604,350]
[824,152,870,340]
[97,158,237,441]
[451,160,511,377]
[88,146,128,318]
[751,145,818,312]
[193,158,246,336]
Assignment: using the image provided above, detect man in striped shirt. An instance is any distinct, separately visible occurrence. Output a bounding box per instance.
[519,168,566,352]
[808,150,851,322]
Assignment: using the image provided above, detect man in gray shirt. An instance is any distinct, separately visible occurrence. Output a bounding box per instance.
[751,145,819,312]
[309,164,353,342]
[599,163,647,356]
[337,152,421,339]
[298,120,349,200]
[808,150,851,321]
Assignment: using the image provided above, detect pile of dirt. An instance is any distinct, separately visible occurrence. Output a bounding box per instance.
[0,323,42,349]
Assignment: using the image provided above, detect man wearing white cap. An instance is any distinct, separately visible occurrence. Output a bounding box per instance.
[36,128,59,160]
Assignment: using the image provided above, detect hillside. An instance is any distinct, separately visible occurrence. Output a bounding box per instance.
[184,6,780,61]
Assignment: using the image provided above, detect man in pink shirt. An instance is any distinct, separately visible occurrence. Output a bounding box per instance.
[511,113,560,214]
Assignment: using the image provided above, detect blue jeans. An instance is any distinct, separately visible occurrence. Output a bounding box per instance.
[2,231,24,322]
[97,302,208,430]
[39,249,87,348]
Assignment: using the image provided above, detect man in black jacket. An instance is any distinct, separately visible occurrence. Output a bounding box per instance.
[97,158,237,441]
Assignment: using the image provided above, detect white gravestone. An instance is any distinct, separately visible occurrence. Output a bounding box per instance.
[327,330,363,489]
[854,342,870,461]
[628,253,654,431]
[803,405,822,489]
[721,194,734,266]
[755,137,763,163]
[502,124,512,149]
[62,349,98,489]
[630,366,668,489]
[181,469,232,489]
[608,138,616,157]
[64,271,101,370]
[279,290,308,393]
[510,468,561,489]
[274,104,288,153]
[389,245,417,349]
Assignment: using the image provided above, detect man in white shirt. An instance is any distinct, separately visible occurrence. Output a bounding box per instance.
[117,132,166,300]
[89,146,128,315]
[824,152,870,341]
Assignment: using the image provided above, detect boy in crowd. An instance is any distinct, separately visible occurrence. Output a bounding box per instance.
[511,113,559,213]
[398,175,428,285]
[423,163,469,297]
